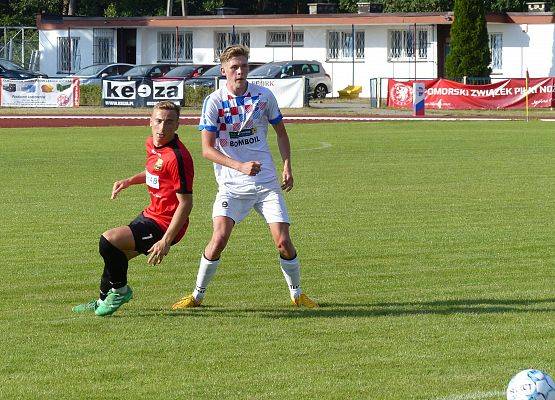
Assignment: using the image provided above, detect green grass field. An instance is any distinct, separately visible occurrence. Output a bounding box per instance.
[0,121,553,399]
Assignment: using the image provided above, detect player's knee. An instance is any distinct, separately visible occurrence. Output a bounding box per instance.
[99,235,122,258]
[276,237,294,256]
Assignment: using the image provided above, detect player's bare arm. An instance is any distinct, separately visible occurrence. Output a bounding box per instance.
[147,193,192,265]
[111,171,147,199]
[273,121,294,191]
[201,129,262,176]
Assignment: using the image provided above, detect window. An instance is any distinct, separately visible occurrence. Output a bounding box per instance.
[57,36,80,73]
[489,33,502,71]
[388,27,429,61]
[215,31,250,60]
[266,31,304,47]
[158,31,193,62]
[327,30,365,61]
[93,29,114,64]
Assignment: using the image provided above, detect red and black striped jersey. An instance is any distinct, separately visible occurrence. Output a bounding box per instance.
[142,134,194,242]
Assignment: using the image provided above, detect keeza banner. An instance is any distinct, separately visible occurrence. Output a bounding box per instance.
[218,78,306,108]
[102,79,184,107]
[0,78,80,107]
[387,78,555,109]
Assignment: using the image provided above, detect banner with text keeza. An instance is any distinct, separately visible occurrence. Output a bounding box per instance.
[102,79,184,107]
[218,78,306,108]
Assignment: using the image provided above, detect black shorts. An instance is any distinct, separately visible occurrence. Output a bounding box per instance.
[128,213,165,255]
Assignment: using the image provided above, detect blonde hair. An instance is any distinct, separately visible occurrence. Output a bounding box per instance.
[153,101,180,118]
[219,44,250,65]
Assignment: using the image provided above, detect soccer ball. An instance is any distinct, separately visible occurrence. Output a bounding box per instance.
[507,369,555,400]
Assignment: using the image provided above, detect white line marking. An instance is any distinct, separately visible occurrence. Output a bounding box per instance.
[0,115,539,122]
[298,142,332,151]
[434,390,504,400]
[284,116,518,122]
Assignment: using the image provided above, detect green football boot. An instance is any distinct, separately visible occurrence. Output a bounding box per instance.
[72,299,99,313]
[95,286,133,316]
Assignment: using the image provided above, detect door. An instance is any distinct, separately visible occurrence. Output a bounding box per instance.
[117,29,137,65]
[437,24,451,78]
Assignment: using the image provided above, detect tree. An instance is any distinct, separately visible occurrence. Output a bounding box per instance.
[382,0,453,12]
[0,0,64,26]
[444,0,491,79]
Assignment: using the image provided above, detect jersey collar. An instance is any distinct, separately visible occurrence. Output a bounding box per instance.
[153,134,179,149]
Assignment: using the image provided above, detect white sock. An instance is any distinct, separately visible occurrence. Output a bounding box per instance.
[192,255,220,301]
[112,285,128,295]
[279,255,302,299]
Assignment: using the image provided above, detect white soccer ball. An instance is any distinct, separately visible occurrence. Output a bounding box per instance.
[507,369,555,400]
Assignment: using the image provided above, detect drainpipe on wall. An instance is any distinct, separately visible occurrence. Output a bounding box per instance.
[68,26,71,74]
[175,26,179,66]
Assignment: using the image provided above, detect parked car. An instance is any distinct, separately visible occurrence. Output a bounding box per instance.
[69,63,134,85]
[0,58,48,79]
[111,64,176,80]
[248,60,331,99]
[185,62,265,89]
[161,64,213,80]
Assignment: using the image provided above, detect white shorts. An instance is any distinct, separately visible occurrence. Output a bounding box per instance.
[212,185,290,224]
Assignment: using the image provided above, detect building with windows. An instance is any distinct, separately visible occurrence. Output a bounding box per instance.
[36,10,555,97]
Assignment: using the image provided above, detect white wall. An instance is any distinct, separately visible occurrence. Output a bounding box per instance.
[40,29,94,76]
[487,23,555,78]
[38,21,555,90]
[527,24,555,77]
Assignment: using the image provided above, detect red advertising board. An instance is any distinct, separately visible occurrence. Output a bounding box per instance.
[387,78,555,109]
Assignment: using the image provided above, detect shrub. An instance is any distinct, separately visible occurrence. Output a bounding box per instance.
[445,0,492,80]
[184,85,213,107]
[79,84,102,106]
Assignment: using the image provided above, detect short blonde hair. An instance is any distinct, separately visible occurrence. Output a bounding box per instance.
[153,101,180,118]
[220,44,250,65]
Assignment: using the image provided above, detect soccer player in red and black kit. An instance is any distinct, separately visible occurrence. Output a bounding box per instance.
[73,101,194,316]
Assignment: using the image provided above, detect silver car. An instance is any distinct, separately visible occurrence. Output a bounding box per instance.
[248,60,332,99]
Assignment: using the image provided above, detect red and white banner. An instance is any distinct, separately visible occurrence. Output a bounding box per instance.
[0,78,80,107]
[387,78,555,109]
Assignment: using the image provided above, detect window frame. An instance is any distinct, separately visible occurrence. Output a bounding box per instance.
[93,28,114,64]
[57,36,81,74]
[326,30,365,62]
[489,32,503,72]
[387,27,429,62]
[214,31,250,61]
[266,30,304,47]
[157,31,193,63]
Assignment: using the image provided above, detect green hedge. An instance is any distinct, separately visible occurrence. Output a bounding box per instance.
[77,83,212,108]
[79,84,102,106]
[183,85,213,107]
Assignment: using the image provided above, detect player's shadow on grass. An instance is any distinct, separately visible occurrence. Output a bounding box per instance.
[138,297,555,319]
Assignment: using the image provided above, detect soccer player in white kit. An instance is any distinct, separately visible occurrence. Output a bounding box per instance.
[172,44,318,309]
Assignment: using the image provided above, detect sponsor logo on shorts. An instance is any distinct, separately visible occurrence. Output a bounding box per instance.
[222,201,228,208]
[142,234,153,240]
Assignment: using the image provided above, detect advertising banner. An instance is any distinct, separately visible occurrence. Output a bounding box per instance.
[0,78,80,107]
[387,78,555,109]
[218,78,306,108]
[102,79,184,107]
